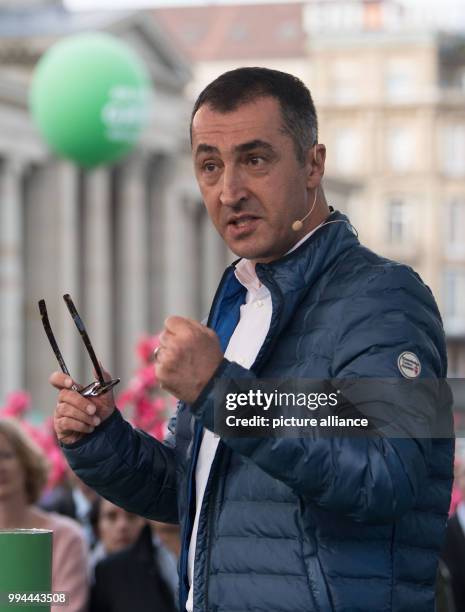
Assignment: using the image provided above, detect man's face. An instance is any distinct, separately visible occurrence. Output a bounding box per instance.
[192,96,324,264]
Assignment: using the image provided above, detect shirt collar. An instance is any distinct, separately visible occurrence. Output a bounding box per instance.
[234,221,325,294]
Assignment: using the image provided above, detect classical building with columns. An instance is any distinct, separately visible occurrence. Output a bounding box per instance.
[0,1,230,411]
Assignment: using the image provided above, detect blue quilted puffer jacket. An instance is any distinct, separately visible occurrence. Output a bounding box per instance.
[63,211,453,612]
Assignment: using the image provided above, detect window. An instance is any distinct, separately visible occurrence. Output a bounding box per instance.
[387,198,410,244]
[277,21,299,40]
[182,25,204,44]
[386,60,414,102]
[364,1,383,30]
[334,128,359,174]
[442,125,465,177]
[331,61,359,104]
[443,268,465,334]
[445,198,465,256]
[229,24,248,41]
[387,127,414,172]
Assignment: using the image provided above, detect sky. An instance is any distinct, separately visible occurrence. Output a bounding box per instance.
[65,0,305,9]
[64,0,461,8]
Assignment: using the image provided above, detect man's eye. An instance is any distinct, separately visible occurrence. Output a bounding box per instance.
[202,162,218,173]
[248,156,265,167]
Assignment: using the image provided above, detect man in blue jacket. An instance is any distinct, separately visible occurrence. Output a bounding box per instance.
[51,67,453,611]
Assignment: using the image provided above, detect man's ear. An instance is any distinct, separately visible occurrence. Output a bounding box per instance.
[306,144,326,188]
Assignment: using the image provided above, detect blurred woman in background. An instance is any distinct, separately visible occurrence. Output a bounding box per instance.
[0,418,89,612]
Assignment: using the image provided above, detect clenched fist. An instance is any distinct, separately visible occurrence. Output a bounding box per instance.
[155,316,223,403]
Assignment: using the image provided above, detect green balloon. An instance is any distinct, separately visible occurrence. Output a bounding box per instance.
[30,32,152,168]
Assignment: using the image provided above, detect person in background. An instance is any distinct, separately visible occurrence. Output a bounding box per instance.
[150,521,181,604]
[151,521,181,557]
[90,505,178,612]
[88,496,146,574]
[40,467,99,548]
[0,418,89,612]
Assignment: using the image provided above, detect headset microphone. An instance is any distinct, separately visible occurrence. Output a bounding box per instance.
[292,145,319,232]
[292,184,318,232]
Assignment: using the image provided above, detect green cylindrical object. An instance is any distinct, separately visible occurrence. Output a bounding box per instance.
[0,529,52,612]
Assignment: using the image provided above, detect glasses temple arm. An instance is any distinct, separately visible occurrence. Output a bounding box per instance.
[63,294,105,385]
[38,299,72,377]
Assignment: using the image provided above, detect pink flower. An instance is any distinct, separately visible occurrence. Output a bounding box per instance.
[137,365,157,388]
[46,447,67,490]
[117,389,135,410]
[148,421,166,441]
[136,335,160,363]
[0,391,31,418]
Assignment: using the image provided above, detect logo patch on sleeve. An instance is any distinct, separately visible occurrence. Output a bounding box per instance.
[397,351,421,378]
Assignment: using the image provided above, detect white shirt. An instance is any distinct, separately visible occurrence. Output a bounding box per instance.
[185,224,323,611]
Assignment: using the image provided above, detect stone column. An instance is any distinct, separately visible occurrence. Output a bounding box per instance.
[164,190,199,321]
[55,161,80,379]
[147,153,168,333]
[23,160,80,413]
[116,155,149,385]
[83,168,113,373]
[163,154,204,322]
[0,158,24,402]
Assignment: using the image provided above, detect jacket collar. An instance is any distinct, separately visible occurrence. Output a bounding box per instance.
[253,210,359,349]
[210,210,358,367]
[256,210,358,292]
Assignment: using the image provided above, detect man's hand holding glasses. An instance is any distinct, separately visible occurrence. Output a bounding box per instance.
[40,294,120,445]
[49,369,116,445]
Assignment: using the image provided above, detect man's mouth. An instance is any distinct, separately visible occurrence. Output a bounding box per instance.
[228,215,260,228]
[226,215,261,237]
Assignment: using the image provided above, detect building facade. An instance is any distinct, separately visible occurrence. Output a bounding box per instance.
[304,0,465,375]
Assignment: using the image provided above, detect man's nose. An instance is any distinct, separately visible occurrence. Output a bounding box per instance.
[219,165,248,207]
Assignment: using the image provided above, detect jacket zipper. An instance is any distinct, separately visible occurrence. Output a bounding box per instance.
[201,264,238,612]
[180,264,236,611]
[203,446,225,612]
[202,266,285,611]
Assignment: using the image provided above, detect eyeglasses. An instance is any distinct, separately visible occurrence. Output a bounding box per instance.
[38,294,120,398]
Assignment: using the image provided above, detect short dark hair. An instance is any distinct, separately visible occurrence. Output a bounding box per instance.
[190,67,318,164]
